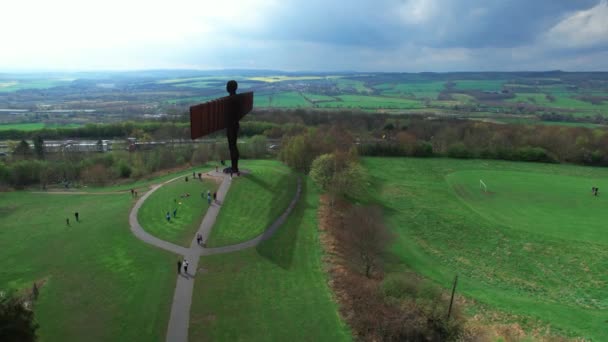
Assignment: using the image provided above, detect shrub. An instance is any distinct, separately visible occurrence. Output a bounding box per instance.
[447,143,472,159]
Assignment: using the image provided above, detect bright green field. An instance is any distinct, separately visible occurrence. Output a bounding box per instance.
[0,123,81,131]
[206,160,298,247]
[447,170,608,244]
[507,92,608,113]
[0,79,72,92]
[362,157,608,340]
[335,78,372,93]
[302,93,337,102]
[0,192,175,341]
[269,92,311,108]
[453,80,505,91]
[379,81,445,99]
[190,178,351,341]
[138,177,219,247]
[319,95,424,109]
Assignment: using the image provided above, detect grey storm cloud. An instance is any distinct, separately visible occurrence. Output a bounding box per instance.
[251,0,600,49]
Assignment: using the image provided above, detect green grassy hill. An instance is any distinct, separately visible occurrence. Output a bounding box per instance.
[190,177,351,341]
[138,177,219,246]
[0,192,175,341]
[206,160,298,247]
[362,157,608,340]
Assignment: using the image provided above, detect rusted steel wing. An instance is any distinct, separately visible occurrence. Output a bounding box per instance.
[189,92,254,140]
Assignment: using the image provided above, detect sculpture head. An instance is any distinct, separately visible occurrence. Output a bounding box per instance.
[226,80,238,95]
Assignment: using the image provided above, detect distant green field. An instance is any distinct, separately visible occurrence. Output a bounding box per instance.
[379,81,445,99]
[138,177,219,247]
[490,117,605,128]
[363,157,608,340]
[166,95,218,105]
[0,192,174,341]
[256,91,311,108]
[190,177,351,341]
[507,92,608,114]
[207,160,298,247]
[335,78,372,93]
[319,95,424,109]
[452,80,505,91]
[302,92,338,102]
[248,75,339,83]
[0,79,71,92]
[0,123,82,131]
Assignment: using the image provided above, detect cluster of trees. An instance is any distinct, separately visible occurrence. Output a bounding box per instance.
[278,125,355,173]
[0,120,278,141]
[360,118,608,166]
[319,196,465,341]
[0,282,40,342]
[0,135,269,189]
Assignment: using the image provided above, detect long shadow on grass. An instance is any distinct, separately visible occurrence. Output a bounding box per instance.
[255,179,308,270]
[244,173,272,191]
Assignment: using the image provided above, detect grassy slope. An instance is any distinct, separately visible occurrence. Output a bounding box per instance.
[446,170,608,244]
[189,178,351,341]
[138,178,219,246]
[206,160,298,247]
[362,157,608,340]
[0,192,175,341]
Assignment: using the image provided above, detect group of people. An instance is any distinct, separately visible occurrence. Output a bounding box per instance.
[192,172,203,181]
[65,212,80,226]
[177,259,189,275]
[130,189,138,197]
[166,208,178,222]
[196,233,205,247]
[592,186,600,196]
[202,190,218,205]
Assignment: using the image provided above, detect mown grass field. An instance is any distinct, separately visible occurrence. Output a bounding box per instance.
[318,95,424,109]
[206,160,298,247]
[190,177,351,341]
[377,81,445,99]
[0,191,175,341]
[138,177,219,246]
[362,157,608,340]
[507,92,607,109]
[0,79,72,92]
[453,80,505,91]
[0,123,81,131]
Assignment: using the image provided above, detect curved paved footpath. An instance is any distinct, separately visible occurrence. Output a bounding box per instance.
[129,170,302,342]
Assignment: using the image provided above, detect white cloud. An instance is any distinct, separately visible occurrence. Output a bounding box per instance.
[0,0,277,69]
[544,0,608,48]
[397,0,439,24]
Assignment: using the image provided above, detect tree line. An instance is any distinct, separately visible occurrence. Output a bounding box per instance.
[0,135,269,189]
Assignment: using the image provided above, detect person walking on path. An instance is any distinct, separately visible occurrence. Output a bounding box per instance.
[213,192,217,203]
[177,260,182,274]
[183,259,189,274]
[196,233,202,245]
[74,212,79,222]
[166,212,171,222]
[207,192,211,205]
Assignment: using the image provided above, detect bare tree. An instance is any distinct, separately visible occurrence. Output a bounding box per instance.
[340,205,392,278]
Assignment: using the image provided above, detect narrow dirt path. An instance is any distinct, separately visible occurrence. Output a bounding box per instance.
[128,169,302,342]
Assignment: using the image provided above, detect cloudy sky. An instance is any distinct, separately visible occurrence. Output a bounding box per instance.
[1,0,608,72]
